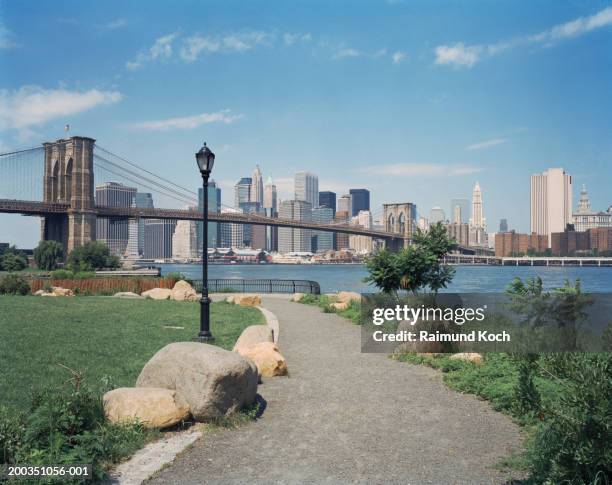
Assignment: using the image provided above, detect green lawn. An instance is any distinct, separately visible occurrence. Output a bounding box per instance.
[0,296,263,409]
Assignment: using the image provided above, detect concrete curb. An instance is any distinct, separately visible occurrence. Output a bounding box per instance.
[107,427,202,484]
[257,305,280,343]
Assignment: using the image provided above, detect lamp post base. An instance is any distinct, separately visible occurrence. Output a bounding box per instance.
[195,332,215,343]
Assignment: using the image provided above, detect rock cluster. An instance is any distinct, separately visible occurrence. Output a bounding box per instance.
[226,294,262,307]
[35,287,74,297]
[233,325,288,378]
[139,281,199,301]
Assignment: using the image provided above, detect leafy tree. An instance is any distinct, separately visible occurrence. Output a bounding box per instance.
[33,240,64,271]
[67,241,121,271]
[364,222,456,296]
[0,251,27,272]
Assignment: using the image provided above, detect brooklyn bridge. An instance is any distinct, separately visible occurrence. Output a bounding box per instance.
[0,135,426,253]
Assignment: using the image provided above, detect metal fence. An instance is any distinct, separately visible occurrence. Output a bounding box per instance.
[192,279,320,295]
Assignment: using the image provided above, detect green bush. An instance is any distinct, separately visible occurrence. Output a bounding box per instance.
[33,241,64,271]
[0,274,30,295]
[67,242,120,272]
[0,379,152,483]
[0,252,27,272]
[51,269,74,279]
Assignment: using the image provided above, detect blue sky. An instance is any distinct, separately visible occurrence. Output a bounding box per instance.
[1,0,611,247]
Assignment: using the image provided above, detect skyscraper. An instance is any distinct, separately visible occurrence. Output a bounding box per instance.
[234,177,252,208]
[349,189,370,217]
[263,177,277,212]
[469,181,487,246]
[531,168,572,245]
[218,208,243,248]
[134,193,154,257]
[334,211,350,250]
[143,219,176,259]
[198,179,220,250]
[430,206,446,224]
[312,206,334,252]
[450,198,469,224]
[278,200,312,253]
[499,218,508,232]
[95,182,137,256]
[349,210,373,253]
[337,195,351,214]
[239,201,265,248]
[251,165,264,205]
[295,171,319,208]
[319,191,336,215]
[172,219,198,259]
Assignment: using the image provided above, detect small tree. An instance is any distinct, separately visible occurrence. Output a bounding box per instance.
[67,241,120,271]
[33,240,64,271]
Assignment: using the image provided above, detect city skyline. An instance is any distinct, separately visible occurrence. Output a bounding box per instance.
[1,2,612,246]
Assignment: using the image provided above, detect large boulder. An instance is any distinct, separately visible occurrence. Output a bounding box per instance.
[141,288,172,300]
[290,293,305,302]
[233,294,262,307]
[103,387,190,429]
[41,287,74,297]
[236,342,288,378]
[449,352,483,365]
[233,325,274,354]
[136,342,258,421]
[330,301,350,311]
[34,289,46,296]
[171,280,198,302]
[336,291,361,304]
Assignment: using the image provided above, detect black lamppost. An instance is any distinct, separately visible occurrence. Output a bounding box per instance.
[195,142,215,342]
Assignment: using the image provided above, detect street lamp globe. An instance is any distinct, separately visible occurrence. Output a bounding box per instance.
[196,142,215,175]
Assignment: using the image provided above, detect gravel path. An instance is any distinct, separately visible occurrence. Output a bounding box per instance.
[148,297,523,484]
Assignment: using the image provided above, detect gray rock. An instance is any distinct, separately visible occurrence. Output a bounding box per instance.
[136,342,258,421]
[114,291,144,299]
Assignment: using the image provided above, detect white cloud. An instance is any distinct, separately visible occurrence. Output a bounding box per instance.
[0,22,15,49]
[435,43,481,68]
[283,32,312,45]
[465,138,507,151]
[99,18,128,30]
[222,31,271,51]
[334,47,362,59]
[435,7,612,68]
[129,110,244,131]
[359,163,483,177]
[0,86,121,131]
[392,51,406,64]
[180,35,221,62]
[126,33,177,70]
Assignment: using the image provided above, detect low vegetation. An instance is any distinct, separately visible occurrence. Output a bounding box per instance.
[298,294,362,324]
[0,296,263,480]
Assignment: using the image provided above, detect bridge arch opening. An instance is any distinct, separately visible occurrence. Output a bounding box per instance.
[387,214,395,232]
[63,157,73,202]
[398,212,405,235]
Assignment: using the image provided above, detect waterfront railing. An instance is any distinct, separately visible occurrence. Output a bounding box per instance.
[192,278,321,295]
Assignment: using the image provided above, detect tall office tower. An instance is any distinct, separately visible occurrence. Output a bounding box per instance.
[430,206,446,224]
[418,217,429,232]
[531,168,572,245]
[234,177,252,208]
[319,191,337,215]
[218,208,243,248]
[349,210,373,254]
[450,198,469,224]
[499,218,508,232]
[143,219,176,259]
[452,205,462,225]
[172,219,198,259]
[469,181,487,246]
[295,171,319,208]
[278,200,312,253]
[198,179,220,250]
[251,165,264,205]
[349,189,370,217]
[134,193,154,257]
[95,182,137,256]
[125,219,140,259]
[312,206,334,253]
[263,176,278,213]
[239,201,265,248]
[334,210,350,250]
[337,195,351,214]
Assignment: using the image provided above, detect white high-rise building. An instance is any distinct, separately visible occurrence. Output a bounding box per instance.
[531,168,572,245]
[278,200,312,253]
[251,165,264,205]
[172,219,198,259]
[295,171,319,208]
[125,218,140,259]
[337,195,351,214]
[349,210,373,254]
[219,208,244,248]
[453,205,462,225]
[430,206,446,224]
[263,176,277,212]
[469,181,487,246]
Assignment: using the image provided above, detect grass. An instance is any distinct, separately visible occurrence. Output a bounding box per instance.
[297,294,362,324]
[0,296,264,409]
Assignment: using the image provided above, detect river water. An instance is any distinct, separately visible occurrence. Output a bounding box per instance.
[158,263,612,293]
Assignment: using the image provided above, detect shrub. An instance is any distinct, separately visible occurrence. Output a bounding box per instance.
[0,252,27,272]
[0,274,30,295]
[0,378,151,482]
[33,241,64,271]
[51,269,74,279]
[67,242,120,271]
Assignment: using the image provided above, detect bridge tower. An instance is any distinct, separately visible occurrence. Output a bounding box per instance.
[41,136,97,252]
[383,202,417,250]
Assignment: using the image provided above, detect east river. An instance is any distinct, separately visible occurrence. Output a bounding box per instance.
[158,263,612,293]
